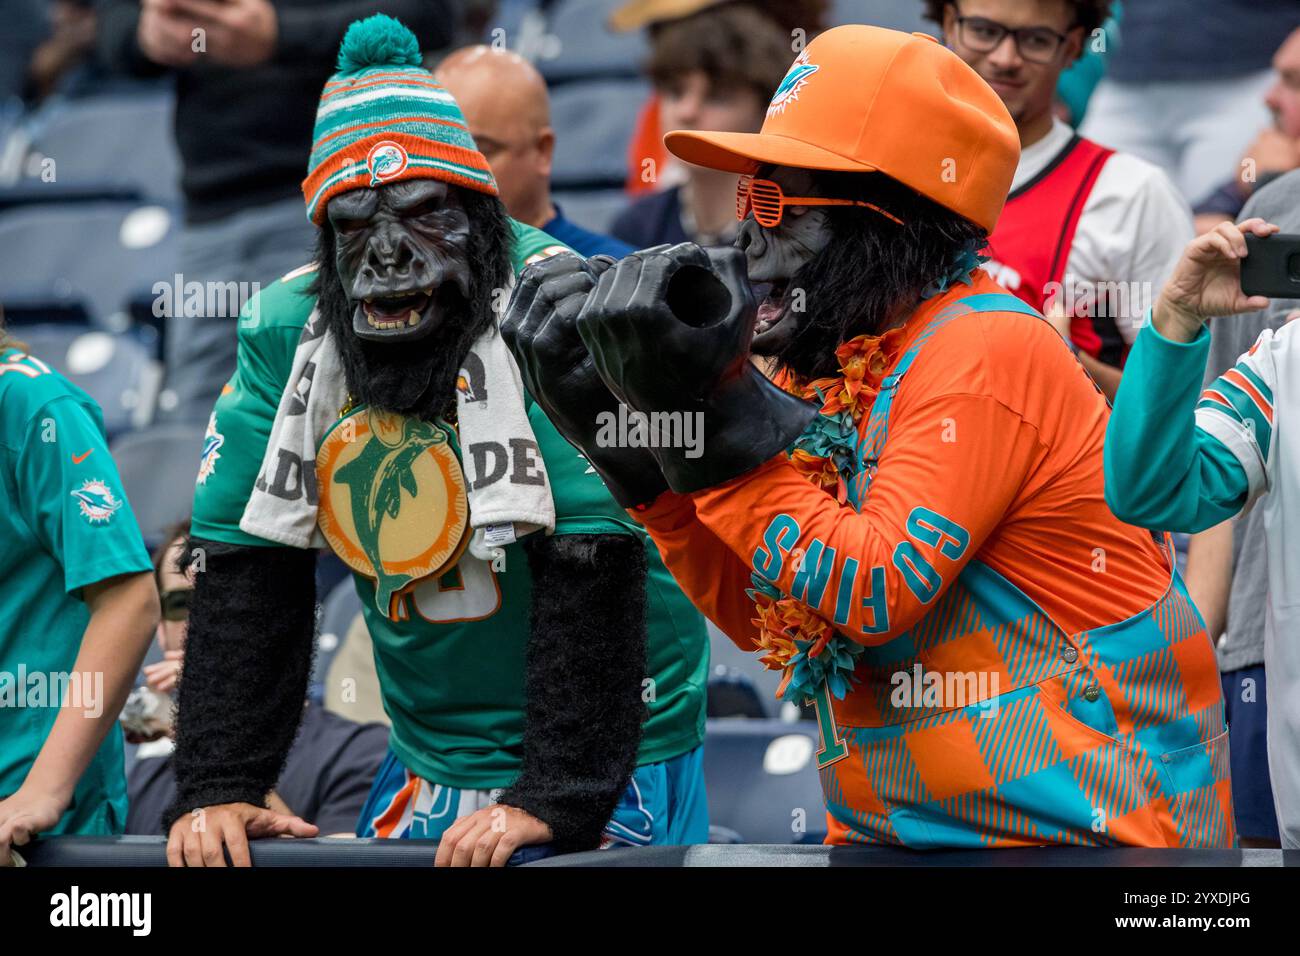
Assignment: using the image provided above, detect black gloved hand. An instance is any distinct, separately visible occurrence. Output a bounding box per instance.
[501,250,669,507]
[575,242,817,494]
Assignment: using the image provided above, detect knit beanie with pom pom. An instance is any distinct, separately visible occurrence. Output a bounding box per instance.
[301,14,498,225]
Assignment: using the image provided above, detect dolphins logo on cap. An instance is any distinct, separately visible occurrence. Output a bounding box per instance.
[767,50,820,118]
[367,140,410,187]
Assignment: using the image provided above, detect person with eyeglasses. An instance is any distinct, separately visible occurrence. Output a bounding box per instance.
[927,0,1192,402]
[0,319,159,866]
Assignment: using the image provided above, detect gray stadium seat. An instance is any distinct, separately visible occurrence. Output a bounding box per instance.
[0,295,93,326]
[314,577,363,704]
[488,0,646,83]
[549,77,649,188]
[108,424,205,547]
[0,92,180,203]
[536,0,647,82]
[0,200,179,326]
[551,188,629,234]
[12,324,159,439]
[703,718,827,843]
[707,622,787,717]
[707,666,768,719]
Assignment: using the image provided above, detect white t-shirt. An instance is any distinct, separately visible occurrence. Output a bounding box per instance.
[1010,118,1194,344]
[1195,319,1300,848]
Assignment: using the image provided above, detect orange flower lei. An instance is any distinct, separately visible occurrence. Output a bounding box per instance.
[749,327,908,700]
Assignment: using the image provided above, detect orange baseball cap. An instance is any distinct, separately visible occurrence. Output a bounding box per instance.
[664,26,1020,233]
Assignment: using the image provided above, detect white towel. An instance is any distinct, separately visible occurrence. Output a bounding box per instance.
[239,304,555,563]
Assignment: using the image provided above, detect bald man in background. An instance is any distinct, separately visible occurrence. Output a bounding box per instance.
[435,46,634,259]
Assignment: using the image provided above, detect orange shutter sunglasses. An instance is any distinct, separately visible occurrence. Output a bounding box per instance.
[736,174,905,228]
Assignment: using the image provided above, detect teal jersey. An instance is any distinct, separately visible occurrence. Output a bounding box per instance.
[0,347,151,833]
[190,221,708,788]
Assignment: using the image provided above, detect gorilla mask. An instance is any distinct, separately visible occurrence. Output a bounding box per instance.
[312,178,512,419]
[737,165,987,381]
[328,178,474,343]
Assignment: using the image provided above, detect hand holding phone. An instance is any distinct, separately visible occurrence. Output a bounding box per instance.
[1152,218,1278,343]
[1241,232,1300,300]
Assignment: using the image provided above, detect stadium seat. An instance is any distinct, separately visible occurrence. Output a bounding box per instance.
[0,200,179,327]
[707,666,767,719]
[0,91,180,204]
[488,0,646,84]
[707,825,743,844]
[702,718,827,843]
[315,578,363,704]
[707,622,788,718]
[0,101,26,180]
[108,424,205,548]
[537,0,647,83]
[551,188,629,235]
[11,323,159,438]
[0,294,93,327]
[549,77,649,189]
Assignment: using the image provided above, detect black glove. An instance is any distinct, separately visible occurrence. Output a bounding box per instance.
[574,242,817,494]
[501,250,669,507]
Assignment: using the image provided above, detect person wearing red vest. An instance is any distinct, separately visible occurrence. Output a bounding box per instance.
[930,0,1193,400]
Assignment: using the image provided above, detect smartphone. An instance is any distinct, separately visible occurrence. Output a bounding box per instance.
[1241,233,1300,299]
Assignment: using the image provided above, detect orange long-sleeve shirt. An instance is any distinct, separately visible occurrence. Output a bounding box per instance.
[638,273,1170,651]
[633,275,1236,850]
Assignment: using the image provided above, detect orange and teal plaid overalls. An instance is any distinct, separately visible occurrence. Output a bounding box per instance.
[819,293,1236,849]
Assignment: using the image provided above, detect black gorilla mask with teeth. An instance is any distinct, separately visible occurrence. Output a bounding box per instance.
[739,168,987,381]
[311,178,513,419]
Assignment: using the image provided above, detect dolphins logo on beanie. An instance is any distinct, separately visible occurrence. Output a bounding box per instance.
[302,14,498,225]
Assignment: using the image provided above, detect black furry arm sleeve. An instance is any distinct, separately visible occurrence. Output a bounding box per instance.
[161,538,318,831]
[498,533,648,854]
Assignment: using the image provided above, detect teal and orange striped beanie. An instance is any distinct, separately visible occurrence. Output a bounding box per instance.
[302,14,498,225]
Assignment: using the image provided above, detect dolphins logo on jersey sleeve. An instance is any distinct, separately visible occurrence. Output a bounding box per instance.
[197,410,224,485]
[71,478,122,524]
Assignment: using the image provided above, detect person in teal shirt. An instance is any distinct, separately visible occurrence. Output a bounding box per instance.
[1104,214,1300,850]
[1104,217,1280,532]
[0,326,159,865]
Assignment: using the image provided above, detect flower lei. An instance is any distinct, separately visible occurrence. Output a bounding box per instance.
[747,242,987,705]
